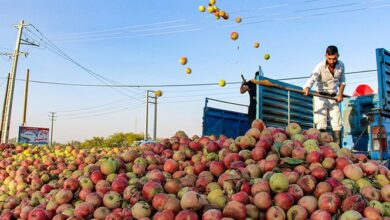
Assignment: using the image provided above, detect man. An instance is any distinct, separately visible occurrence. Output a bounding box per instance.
[303,45,346,146]
[240,71,259,124]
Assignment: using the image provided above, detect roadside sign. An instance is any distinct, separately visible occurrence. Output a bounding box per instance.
[18,126,49,144]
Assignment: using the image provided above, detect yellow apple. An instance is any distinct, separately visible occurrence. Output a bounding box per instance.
[230,32,239,41]
[155,90,163,97]
[180,56,187,65]
[219,80,226,87]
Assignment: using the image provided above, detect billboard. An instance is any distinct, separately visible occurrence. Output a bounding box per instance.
[18,126,49,144]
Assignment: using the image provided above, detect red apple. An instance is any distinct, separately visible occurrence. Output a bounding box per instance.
[317,192,341,214]
[274,192,294,211]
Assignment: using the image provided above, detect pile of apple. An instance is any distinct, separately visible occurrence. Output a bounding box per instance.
[0,120,390,220]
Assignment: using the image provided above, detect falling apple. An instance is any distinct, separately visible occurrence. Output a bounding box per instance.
[219,80,226,87]
[185,67,192,74]
[254,42,260,48]
[180,57,187,65]
[155,90,163,97]
[231,32,239,41]
[199,5,206,12]
[264,53,270,60]
[222,13,229,20]
[209,0,216,5]
[208,6,215,13]
[235,17,242,23]
[219,10,226,17]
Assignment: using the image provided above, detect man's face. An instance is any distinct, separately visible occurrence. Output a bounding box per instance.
[326,53,338,68]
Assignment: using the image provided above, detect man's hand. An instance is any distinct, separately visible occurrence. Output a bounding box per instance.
[336,94,343,103]
[303,87,310,96]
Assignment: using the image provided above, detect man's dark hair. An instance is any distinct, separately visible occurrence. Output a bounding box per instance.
[326,45,339,55]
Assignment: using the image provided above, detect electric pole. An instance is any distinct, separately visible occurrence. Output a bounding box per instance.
[22,69,30,126]
[145,90,162,141]
[49,112,56,147]
[0,20,38,143]
[0,74,11,140]
[0,20,25,143]
[145,91,149,140]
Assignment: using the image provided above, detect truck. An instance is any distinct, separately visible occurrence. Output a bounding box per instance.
[202,48,390,161]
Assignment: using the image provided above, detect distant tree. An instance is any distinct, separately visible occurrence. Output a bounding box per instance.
[105,132,144,147]
[80,136,105,148]
[67,140,81,147]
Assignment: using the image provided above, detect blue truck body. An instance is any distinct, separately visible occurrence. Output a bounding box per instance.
[202,48,390,160]
[202,98,250,138]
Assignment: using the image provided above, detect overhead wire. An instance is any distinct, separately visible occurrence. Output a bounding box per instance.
[57,100,138,117]
[1,69,376,88]
[58,105,143,120]
[24,25,145,101]
[43,1,390,43]
[57,97,129,113]
[29,26,147,98]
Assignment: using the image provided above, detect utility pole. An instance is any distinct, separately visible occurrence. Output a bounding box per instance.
[145,91,149,140]
[0,74,11,140]
[145,90,162,141]
[49,112,56,147]
[22,69,30,126]
[0,20,38,143]
[0,20,24,143]
[153,93,158,140]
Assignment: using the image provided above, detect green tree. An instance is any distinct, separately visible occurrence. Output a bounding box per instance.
[105,132,144,147]
[80,136,105,148]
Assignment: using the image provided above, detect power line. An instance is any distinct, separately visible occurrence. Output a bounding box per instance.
[57,101,138,117]
[24,25,145,101]
[40,1,389,43]
[1,69,376,88]
[58,105,143,120]
[57,98,129,113]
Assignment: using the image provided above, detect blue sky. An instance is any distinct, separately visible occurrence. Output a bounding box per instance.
[0,0,389,143]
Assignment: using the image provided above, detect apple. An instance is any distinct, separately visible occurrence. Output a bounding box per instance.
[142,181,164,201]
[287,205,308,220]
[297,175,317,195]
[79,177,93,190]
[202,209,222,220]
[175,210,198,220]
[111,177,128,193]
[223,201,247,220]
[253,192,272,210]
[154,209,176,220]
[317,192,341,214]
[181,191,204,211]
[313,181,332,198]
[85,192,102,208]
[311,209,332,220]
[341,194,366,212]
[286,122,302,137]
[274,192,294,211]
[343,164,363,181]
[28,208,49,220]
[269,173,289,193]
[266,206,286,220]
[102,191,122,209]
[298,196,317,214]
[74,202,94,218]
[54,189,73,205]
[339,210,363,220]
